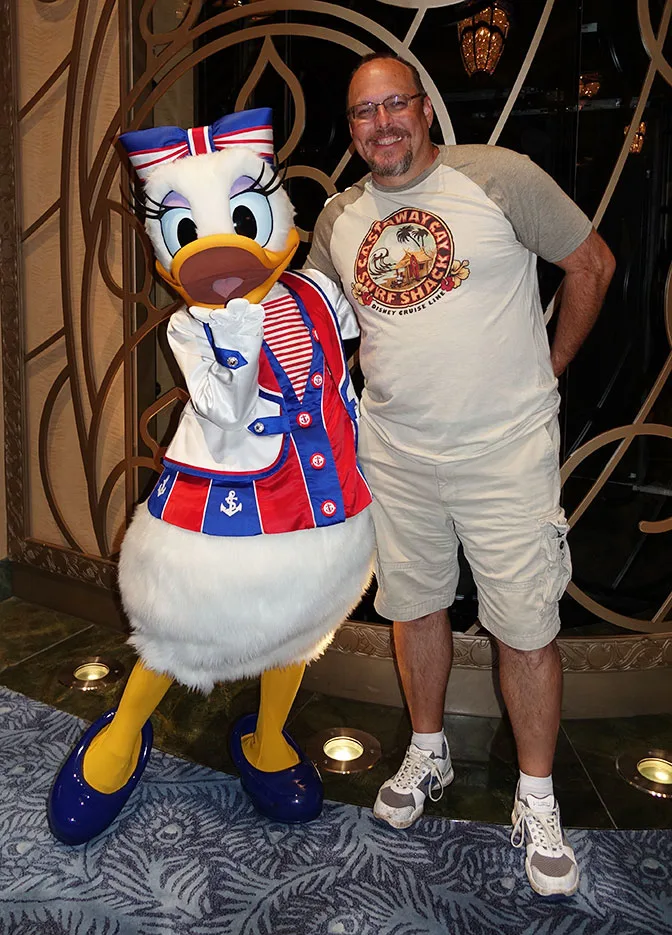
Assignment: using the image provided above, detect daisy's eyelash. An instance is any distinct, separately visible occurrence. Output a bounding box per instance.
[125,161,287,219]
[140,190,172,220]
[123,184,170,221]
[240,162,287,198]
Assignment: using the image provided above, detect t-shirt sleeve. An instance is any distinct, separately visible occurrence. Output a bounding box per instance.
[450,146,593,263]
[305,207,341,284]
[305,182,367,282]
[489,149,592,263]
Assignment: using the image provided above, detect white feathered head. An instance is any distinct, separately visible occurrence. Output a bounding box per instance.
[119,108,298,307]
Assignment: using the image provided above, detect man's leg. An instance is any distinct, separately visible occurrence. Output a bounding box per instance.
[356,426,459,829]
[393,610,453,733]
[497,637,577,897]
[447,421,578,896]
[496,637,561,777]
[373,610,455,828]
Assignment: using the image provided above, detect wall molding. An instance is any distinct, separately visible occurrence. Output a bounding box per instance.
[0,0,26,563]
[328,620,672,673]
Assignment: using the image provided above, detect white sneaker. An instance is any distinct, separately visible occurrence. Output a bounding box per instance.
[373,742,454,829]
[511,787,579,897]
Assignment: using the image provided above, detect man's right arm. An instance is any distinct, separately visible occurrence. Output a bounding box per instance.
[305,201,360,340]
[305,180,368,280]
[305,206,341,283]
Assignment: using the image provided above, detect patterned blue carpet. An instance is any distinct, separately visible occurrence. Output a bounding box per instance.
[0,686,670,935]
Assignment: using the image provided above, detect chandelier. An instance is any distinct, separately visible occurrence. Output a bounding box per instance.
[625,121,647,155]
[579,72,601,100]
[458,2,511,77]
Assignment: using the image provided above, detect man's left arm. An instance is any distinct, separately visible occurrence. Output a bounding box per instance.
[551,229,616,377]
[481,148,617,378]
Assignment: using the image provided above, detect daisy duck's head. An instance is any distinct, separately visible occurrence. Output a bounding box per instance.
[119,108,298,307]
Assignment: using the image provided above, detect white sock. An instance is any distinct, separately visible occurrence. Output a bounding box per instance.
[518,770,554,804]
[412,730,449,761]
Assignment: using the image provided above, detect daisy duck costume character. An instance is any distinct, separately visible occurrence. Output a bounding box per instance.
[48,108,374,845]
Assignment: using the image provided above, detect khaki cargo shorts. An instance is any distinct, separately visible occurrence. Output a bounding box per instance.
[357,420,571,650]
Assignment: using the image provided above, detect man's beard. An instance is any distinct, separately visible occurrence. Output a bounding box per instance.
[364,129,413,177]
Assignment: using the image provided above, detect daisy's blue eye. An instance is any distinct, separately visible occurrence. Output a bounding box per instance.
[157,191,196,256]
[229,190,273,246]
[160,207,197,255]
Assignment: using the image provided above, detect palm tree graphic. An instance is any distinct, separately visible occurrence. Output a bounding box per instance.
[396,225,428,252]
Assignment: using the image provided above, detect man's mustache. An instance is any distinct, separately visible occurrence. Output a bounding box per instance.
[366,127,411,144]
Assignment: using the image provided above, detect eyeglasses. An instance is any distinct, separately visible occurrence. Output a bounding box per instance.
[347,93,425,122]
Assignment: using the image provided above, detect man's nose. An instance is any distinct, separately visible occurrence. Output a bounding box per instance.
[373,103,392,127]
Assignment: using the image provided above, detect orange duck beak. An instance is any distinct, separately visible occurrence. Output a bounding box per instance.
[157,228,300,308]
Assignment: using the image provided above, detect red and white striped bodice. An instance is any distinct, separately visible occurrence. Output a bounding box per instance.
[262,293,313,400]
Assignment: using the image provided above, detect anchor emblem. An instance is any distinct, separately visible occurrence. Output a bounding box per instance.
[157,476,169,496]
[220,490,243,517]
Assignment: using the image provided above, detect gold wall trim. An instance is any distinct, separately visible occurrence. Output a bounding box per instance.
[0,0,25,563]
[1,0,125,588]
[18,542,117,590]
[331,622,672,674]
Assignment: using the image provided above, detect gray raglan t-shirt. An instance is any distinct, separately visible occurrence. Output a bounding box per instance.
[306,144,593,463]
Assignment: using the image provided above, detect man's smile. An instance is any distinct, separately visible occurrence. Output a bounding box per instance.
[368,128,409,143]
[372,135,404,147]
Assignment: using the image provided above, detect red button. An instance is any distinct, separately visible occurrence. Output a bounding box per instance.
[310,452,326,470]
[311,372,323,388]
[297,412,312,428]
[312,328,320,342]
[321,500,337,517]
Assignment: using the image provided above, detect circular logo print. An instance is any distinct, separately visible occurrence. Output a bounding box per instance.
[352,209,469,310]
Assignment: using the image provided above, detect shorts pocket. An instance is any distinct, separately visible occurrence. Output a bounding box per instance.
[375,558,460,612]
[540,510,572,603]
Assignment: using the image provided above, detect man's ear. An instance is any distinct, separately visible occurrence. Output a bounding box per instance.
[423,95,434,128]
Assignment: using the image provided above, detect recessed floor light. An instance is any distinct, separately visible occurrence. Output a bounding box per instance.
[58,657,124,692]
[306,727,381,774]
[617,748,672,798]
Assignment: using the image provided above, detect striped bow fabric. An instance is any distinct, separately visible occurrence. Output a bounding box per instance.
[118,108,274,182]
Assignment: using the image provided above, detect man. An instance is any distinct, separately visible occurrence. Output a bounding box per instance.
[306,52,615,898]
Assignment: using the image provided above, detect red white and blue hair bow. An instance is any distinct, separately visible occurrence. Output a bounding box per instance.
[118,108,274,182]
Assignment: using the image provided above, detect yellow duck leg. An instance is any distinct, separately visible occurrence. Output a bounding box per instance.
[83,660,173,794]
[240,662,305,771]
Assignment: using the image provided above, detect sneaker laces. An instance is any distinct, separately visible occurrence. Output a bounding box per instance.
[511,798,563,853]
[395,746,447,803]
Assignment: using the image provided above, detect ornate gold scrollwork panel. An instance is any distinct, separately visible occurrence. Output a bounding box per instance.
[0,0,670,649]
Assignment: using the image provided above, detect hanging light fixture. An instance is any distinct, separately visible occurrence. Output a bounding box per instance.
[579,72,601,100]
[624,121,647,155]
[458,2,511,77]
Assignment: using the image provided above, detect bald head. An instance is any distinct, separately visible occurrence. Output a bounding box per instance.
[348,52,425,103]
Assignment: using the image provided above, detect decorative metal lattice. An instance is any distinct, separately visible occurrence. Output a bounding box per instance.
[1,0,671,641]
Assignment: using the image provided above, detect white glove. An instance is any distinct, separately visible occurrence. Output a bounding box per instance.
[189,298,264,336]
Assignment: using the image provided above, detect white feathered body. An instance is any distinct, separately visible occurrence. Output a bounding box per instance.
[119,502,373,692]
